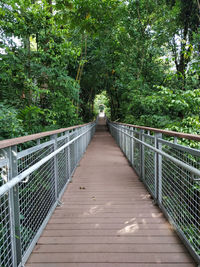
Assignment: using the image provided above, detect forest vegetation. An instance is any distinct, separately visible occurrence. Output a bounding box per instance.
[0,0,200,140]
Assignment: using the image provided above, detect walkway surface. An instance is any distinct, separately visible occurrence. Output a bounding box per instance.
[26,118,196,267]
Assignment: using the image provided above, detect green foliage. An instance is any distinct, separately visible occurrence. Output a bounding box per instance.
[0,0,85,138]
[18,105,45,134]
[94,91,110,117]
[0,0,200,262]
[0,102,25,140]
[0,0,200,141]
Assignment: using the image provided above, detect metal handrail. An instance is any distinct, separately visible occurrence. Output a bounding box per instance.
[0,120,97,267]
[108,120,200,264]
[0,121,94,149]
[0,124,95,197]
[110,123,200,180]
[113,121,200,141]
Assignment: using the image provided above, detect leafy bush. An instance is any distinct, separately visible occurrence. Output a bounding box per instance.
[18,105,45,134]
[0,102,25,140]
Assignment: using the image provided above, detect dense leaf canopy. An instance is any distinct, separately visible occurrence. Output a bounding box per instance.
[0,0,200,140]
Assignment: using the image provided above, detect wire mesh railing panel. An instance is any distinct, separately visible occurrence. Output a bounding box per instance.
[57,135,69,195]
[18,157,55,255]
[17,143,54,174]
[69,132,76,174]
[108,120,200,264]
[161,156,200,255]
[57,148,68,195]
[0,193,13,267]
[143,135,155,196]
[0,121,96,267]
[126,128,131,162]
[161,140,200,169]
[0,158,13,267]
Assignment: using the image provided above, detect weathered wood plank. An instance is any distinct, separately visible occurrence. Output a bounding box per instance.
[25,118,196,267]
[33,243,187,253]
[28,252,193,263]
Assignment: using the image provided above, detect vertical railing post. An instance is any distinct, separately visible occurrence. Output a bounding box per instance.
[50,134,58,200]
[124,126,127,156]
[155,133,162,203]
[139,130,145,180]
[130,127,133,166]
[86,127,88,147]
[84,127,86,151]
[36,139,40,145]
[76,129,79,165]
[79,128,81,161]
[120,125,122,151]
[7,146,22,267]
[67,132,71,181]
[81,127,84,156]
[123,126,125,153]
[128,127,130,161]
[64,131,69,182]
[120,125,122,150]
[118,126,120,146]
[119,125,122,149]
[127,127,129,157]
[132,128,135,167]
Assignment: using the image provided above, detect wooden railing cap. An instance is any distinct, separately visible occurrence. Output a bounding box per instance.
[0,122,92,149]
[113,121,200,142]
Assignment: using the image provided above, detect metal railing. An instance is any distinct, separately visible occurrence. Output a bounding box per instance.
[0,121,96,267]
[108,120,200,264]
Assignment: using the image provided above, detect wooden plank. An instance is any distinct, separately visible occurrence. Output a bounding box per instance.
[42,229,174,237]
[48,217,167,224]
[25,118,196,267]
[38,236,181,244]
[26,263,196,267]
[45,223,172,230]
[56,204,157,208]
[52,212,164,218]
[33,243,186,253]
[28,252,194,263]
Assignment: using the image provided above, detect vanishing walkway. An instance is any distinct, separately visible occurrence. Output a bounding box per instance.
[26,119,196,267]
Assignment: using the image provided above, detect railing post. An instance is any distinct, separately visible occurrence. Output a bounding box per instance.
[127,127,129,160]
[123,126,125,153]
[64,131,70,182]
[36,139,40,145]
[126,126,128,156]
[119,125,122,149]
[50,134,58,200]
[124,126,126,153]
[127,127,130,161]
[155,133,162,203]
[67,132,71,181]
[7,146,22,267]
[75,129,78,165]
[118,126,120,146]
[79,128,81,161]
[84,127,86,151]
[130,127,133,166]
[81,128,84,156]
[139,130,145,180]
[122,125,123,150]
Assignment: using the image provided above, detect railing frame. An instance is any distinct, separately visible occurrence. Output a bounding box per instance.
[108,120,200,265]
[0,121,96,267]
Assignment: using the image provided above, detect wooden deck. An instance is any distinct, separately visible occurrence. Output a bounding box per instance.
[26,118,196,267]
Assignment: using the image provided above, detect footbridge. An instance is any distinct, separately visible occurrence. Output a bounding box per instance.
[0,117,200,266]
